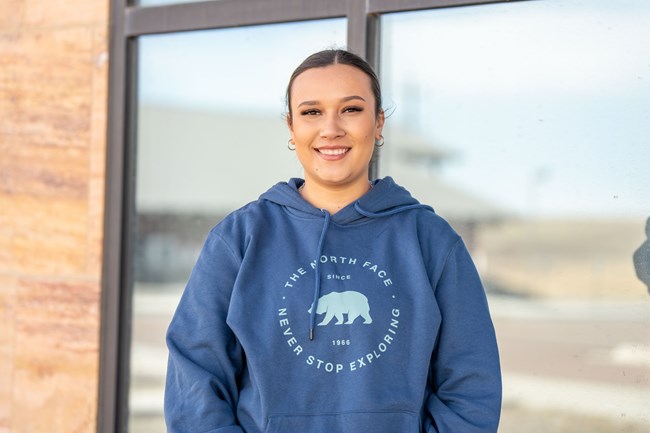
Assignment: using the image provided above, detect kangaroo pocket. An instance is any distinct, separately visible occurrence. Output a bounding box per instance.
[265,411,420,433]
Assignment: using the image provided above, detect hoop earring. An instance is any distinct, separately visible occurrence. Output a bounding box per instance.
[287,139,296,151]
[375,135,385,148]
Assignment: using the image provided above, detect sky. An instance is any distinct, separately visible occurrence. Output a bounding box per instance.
[380,0,650,218]
[137,0,649,219]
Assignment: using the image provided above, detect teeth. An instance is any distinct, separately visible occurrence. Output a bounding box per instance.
[319,148,348,155]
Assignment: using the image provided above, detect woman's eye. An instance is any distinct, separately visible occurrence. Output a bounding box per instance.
[343,106,363,113]
[300,109,320,116]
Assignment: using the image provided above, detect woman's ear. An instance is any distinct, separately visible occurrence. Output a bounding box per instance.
[286,113,295,141]
[376,110,385,138]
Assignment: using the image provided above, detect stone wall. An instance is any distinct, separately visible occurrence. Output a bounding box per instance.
[0,1,109,432]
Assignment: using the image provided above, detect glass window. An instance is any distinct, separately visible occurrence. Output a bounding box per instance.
[380,1,649,432]
[130,19,346,432]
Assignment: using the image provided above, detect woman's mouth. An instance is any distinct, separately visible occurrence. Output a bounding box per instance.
[316,147,350,161]
[318,148,348,155]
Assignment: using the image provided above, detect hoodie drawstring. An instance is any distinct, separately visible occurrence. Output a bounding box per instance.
[309,209,331,340]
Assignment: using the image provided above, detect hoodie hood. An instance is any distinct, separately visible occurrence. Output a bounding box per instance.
[260,177,433,340]
[259,176,431,225]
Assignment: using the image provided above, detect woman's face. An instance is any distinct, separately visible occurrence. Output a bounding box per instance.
[288,64,384,191]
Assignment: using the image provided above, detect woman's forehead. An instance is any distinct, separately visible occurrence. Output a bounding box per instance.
[290,64,374,101]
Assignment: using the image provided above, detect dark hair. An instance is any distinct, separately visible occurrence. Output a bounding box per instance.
[286,49,383,124]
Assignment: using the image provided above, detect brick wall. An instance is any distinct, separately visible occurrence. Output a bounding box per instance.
[0,1,109,432]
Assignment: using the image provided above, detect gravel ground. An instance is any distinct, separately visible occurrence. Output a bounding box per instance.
[500,403,649,433]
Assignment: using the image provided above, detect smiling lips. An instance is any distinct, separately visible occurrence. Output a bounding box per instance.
[316,147,351,161]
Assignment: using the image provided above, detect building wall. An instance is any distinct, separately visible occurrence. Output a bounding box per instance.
[0,1,109,432]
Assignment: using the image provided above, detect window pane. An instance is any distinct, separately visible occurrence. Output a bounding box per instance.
[380,1,649,432]
[130,19,346,431]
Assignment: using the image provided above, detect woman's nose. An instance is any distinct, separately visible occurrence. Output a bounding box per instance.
[319,113,344,139]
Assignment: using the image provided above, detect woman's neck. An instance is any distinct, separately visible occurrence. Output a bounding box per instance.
[299,179,372,215]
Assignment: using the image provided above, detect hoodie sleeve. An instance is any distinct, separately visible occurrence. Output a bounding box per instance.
[425,238,502,433]
[164,229,245,433]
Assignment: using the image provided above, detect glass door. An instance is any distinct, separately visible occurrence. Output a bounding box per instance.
[129,18,346,431]
[380,1,650,432]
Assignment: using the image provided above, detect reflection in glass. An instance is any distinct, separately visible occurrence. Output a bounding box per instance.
[130,19,346,431]
[380,1,649,432]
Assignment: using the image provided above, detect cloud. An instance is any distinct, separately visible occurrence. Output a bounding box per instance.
[381,0,650,96]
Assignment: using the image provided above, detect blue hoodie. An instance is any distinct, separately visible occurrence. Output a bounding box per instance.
[165,177,501,433]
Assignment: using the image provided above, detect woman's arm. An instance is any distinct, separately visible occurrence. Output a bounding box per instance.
[425,238,502,433]
[165,229,246,433]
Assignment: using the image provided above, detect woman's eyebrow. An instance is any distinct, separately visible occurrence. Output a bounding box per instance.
[341,95,366,103]
[297,95,366,108]
[297,100,319,108]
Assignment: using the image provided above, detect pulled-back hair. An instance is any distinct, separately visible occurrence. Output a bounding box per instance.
[286,49,383,124]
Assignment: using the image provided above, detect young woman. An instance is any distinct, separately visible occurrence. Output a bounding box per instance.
[165,49,501,433]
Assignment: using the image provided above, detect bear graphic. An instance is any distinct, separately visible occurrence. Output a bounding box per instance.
[307,291,373,326]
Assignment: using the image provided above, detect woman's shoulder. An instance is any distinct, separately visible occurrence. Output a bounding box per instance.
[412,208,462,256]
[211,198,276,234]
